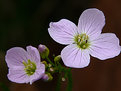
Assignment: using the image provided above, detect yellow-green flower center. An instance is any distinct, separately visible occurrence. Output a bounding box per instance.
[23,59,36,76]
[74,33,90,49]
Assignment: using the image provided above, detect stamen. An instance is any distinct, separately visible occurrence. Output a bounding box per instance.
[23,59,36,76]
[74,33,90,49]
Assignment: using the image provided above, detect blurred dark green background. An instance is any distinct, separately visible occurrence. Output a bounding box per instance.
[0,0,121,91]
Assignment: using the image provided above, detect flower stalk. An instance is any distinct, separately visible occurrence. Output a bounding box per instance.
[66,68,72,91]
[46,56,54,66]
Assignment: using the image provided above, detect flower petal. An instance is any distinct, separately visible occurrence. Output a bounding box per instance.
[30,64,45,84]
[26,46,41,66]
[78,8,105,40]
[7,68,29,84]
[61,44,90,68]
[89,33,120,60]
[48,19,77,45]
[5,47,29,68]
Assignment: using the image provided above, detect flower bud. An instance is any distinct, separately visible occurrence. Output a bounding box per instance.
[42,74,49,81]
[62,77,66,81]
[42,61,48,68]
[48,63,52,67]
[54,55,61,62]
[49,68,54,72]
[42,73,53,81]
[38,44,49,59]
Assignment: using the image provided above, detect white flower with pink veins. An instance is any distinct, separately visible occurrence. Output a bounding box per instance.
[5,46,45,84]
[48,8,120,68]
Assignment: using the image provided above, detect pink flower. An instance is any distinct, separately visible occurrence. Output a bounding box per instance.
[5,46,45,84]
[48,8,120,68]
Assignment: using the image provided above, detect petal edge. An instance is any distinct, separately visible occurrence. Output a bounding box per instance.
[61,44,90,68]
[48,19,78,45]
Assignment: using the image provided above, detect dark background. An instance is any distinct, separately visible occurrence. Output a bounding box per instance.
[0,0,121,91]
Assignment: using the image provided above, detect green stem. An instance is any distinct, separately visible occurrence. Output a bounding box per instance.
[66,68,72,91]
[56,74,61,91]
[46,57,54,66]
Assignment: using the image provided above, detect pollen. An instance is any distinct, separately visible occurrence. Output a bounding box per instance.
[74,33,90,49]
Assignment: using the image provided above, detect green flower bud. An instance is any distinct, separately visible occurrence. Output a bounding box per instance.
[54,55,61,62]
[47,73,53,81]
[42,61,48,68]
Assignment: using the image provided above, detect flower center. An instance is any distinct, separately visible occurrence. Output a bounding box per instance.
[74,33,90,49]
[23,59,36,76]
